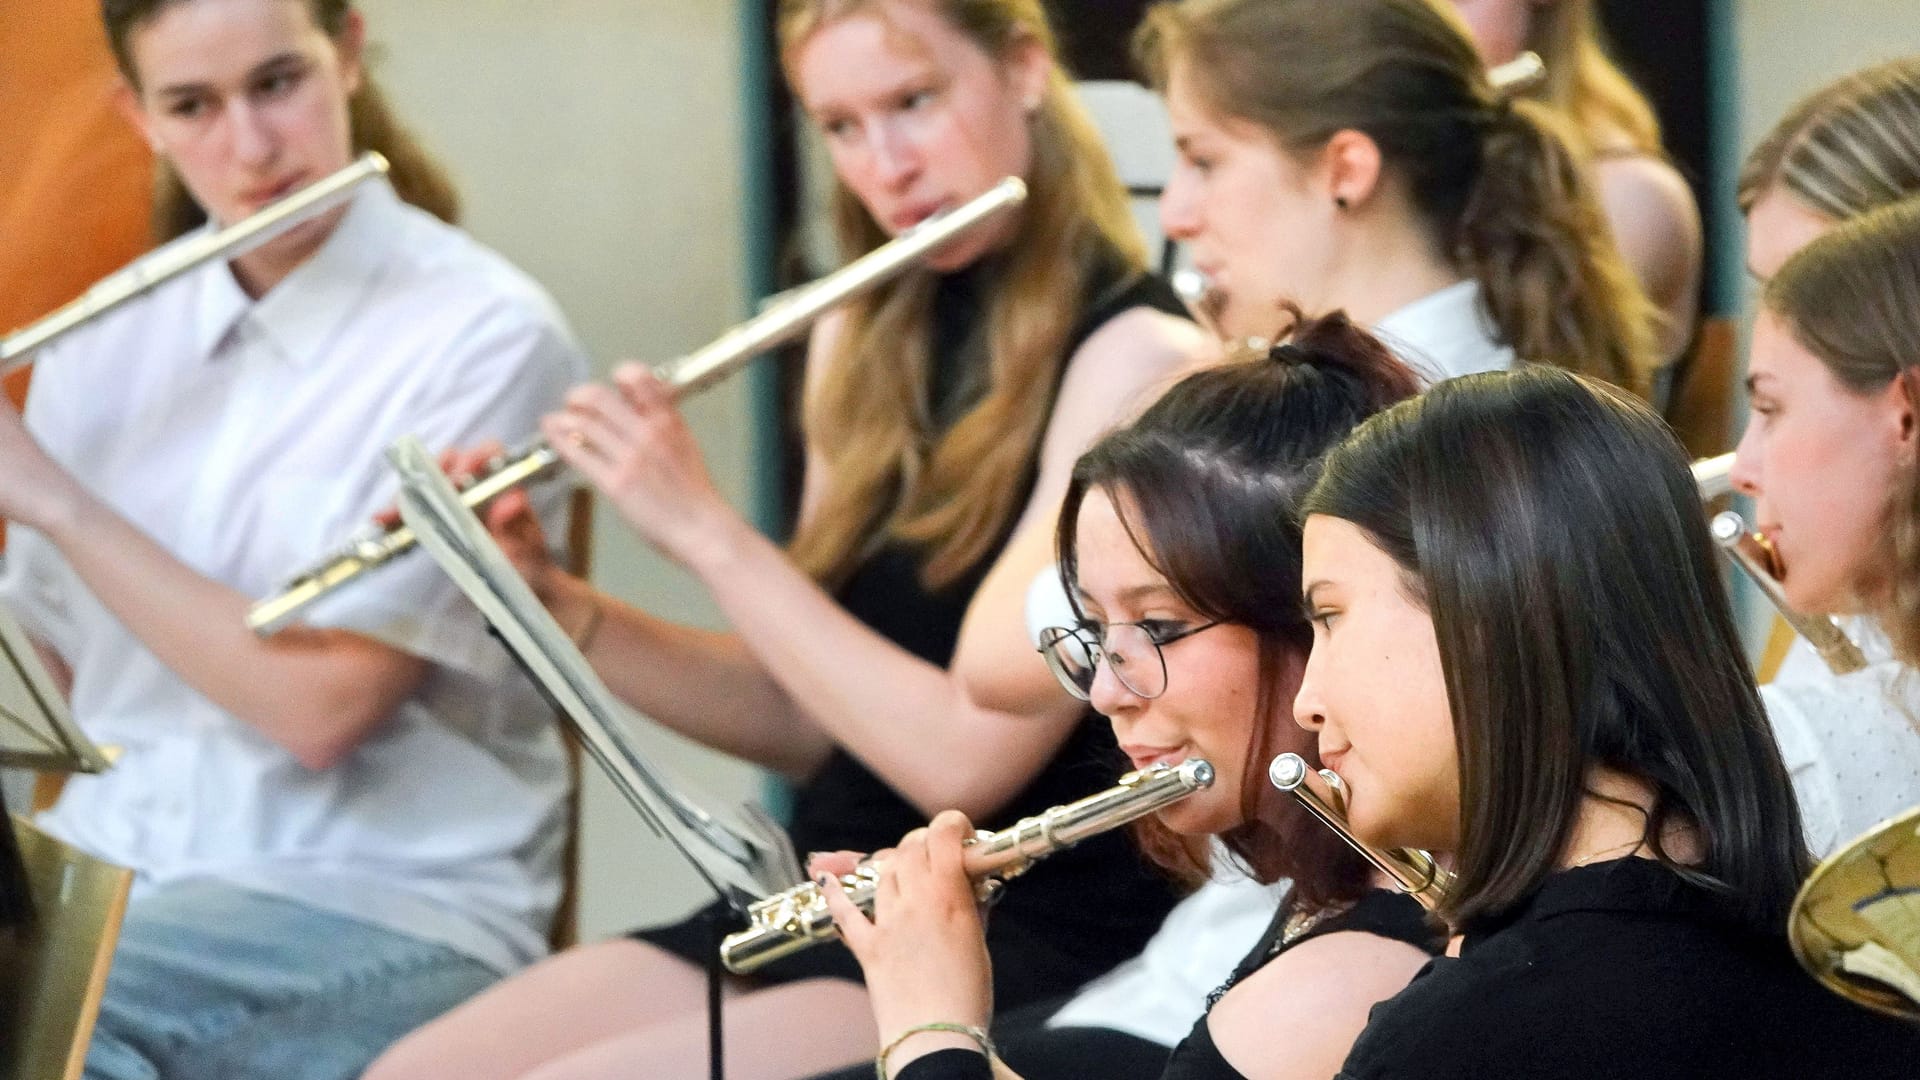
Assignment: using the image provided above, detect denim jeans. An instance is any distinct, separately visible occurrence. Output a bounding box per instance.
[84,879,500,1080]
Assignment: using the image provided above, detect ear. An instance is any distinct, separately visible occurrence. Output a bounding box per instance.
[336,8,367,98]
[1892,370,1919,465]
[1320,129,1384,211]
[1001,31,1051,114]
[112,79,163,153]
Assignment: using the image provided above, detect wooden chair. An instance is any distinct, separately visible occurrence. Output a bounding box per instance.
[1663,316,1740,458]
[0,816,133,1080]
[546,486,594,950]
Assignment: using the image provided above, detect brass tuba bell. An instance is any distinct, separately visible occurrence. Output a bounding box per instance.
[1788,805,1920,1021]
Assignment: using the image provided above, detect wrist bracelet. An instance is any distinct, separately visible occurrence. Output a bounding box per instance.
[874,1022,995,1080]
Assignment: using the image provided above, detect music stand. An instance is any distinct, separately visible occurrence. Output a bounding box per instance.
[0,606,108,777]
[386,436,801,914]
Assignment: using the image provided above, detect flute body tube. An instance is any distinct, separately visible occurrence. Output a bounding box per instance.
[247,177,1029,636]
[719,758,1214,975]
[1710,511,1869,675]
[1,153,390,371]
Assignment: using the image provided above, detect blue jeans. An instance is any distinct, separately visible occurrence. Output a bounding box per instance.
[85,879,500,1080]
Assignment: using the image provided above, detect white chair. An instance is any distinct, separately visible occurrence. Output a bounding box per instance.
[1077,80,1182,275]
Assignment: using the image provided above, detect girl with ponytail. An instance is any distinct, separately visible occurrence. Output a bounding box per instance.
[1137,0,1658,397]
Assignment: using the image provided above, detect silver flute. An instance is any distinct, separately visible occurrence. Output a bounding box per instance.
[719,757,1214,975]
[1693,452,1735,500]
[1267,753,1451,911]
[1,152,390,371]
[1710,510,1868,675]
[246,176,1029,636]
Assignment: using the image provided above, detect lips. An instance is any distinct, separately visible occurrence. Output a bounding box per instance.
[1121,744,1189,771]
[242,175,308,209]
[887,201,950,233]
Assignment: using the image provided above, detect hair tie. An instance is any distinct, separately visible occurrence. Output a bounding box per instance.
[1267,341,1311,367]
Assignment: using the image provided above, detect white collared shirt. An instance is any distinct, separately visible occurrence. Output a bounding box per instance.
[1762,618,1920,858]
[1372,279,1517,384]
[0,179,589,973]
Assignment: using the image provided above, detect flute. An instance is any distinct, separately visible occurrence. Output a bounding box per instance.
[1693,452,1735,500]
[1,153,389,371]
[1267,753,1451,911]
[1710,511,1868,675]
[719,758,1214,975]
[246,176,1029,636]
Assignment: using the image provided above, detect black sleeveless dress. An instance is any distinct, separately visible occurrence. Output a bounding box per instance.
[633,258,1188,1011]
[890,889,1442,1080]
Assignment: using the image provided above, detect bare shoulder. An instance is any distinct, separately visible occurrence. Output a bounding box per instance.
[1206,930,1433,1080]
[1594,154,1701,243]
[1050,305,1212,439]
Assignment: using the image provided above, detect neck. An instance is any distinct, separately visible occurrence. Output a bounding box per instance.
[227,206,347,299]
[1557,766,1697,870]
[1321,209,1466,328]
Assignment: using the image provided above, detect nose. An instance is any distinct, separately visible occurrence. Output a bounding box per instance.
[1086,648,1144,717]
[1292,649,1327,733]
[867,120,922,192]
[1730,422,1763,499]
[227,100,278,170]
[1159,166,1200,242]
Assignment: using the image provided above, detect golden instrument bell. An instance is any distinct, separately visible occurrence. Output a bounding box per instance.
[1789,805,1920,1021]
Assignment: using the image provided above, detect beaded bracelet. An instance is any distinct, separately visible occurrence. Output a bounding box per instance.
[874,1022,996,1080]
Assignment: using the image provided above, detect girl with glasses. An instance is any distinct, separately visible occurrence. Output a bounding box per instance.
[816,310,1441,1080]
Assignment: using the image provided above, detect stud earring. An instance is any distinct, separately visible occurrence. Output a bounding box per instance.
[1334,195,1350,211]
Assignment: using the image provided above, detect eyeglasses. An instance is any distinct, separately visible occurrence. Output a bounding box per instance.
[1037,621,1222,701]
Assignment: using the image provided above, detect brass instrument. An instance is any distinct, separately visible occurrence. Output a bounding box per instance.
[719,757,1214,974]
[1710,510,1869,675]
[1788,806,1920,1021]
[1693,452,1735,500]
[1267,752,1451,911]
[247,176,1030,636]
[1,153,390,371]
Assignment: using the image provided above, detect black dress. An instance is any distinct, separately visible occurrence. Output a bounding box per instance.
[1335,858,1920,1079]
[633,258,1188,1011]
[891,889,1442,1080]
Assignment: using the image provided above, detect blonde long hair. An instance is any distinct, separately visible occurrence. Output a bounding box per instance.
[1737,56,1920,220]
[1138,0,1657,396]
[1764,198,1920,668]
[1519,0,1663,159]
[103,0,459,238]
[779,0,1147,589]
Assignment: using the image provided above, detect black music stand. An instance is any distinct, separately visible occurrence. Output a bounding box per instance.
[387,437,803,1080]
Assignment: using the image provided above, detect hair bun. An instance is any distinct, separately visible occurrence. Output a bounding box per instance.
[1265,304,1426,407]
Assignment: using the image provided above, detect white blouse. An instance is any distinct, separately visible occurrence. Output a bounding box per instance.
[0,180,589,973]
[1763,617,1920,858]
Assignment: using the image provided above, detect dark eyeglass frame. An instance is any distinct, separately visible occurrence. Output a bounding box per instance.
[1036,620,1223,701]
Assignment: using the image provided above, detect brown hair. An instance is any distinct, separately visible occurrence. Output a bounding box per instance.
[1057,308,1422,910]
[1737,56,1920,220]
[1518,0,1663,159]
[102,0,460,238]
[1763,197,1920,667]
[778,0,1149,589]
[1137,0,1657,397]
[1305,367,1812,935]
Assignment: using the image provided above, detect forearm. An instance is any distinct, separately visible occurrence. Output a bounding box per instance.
[40,494,418,768]
[685,518,1079,819]
[543,570,831,777]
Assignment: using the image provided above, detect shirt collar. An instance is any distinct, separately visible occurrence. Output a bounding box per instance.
[1372,279,1513,384]
[191,177,406,369]
[1461,857,1742,951]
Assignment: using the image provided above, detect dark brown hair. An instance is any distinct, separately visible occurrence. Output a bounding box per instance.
[778,0,1150,590]
[102,0,460,237]
[1057,308,1421,911]
[1764,197,1920,667]
[1135,0,1657,397]
[1304,367,1812,935]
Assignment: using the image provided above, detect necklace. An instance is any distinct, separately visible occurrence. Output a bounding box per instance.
[1570,838,1646,869]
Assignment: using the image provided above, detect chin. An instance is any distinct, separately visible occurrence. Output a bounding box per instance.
[1159,792,1241,838]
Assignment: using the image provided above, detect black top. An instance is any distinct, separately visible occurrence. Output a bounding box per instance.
[895,889,1442,1080]
[1337,858,1920,1079]
[780,256,1187,1008]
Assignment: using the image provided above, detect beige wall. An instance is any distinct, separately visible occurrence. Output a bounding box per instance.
[360,0,771,941]
[1736,0,1920,155]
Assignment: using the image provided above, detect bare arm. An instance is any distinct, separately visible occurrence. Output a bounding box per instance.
[546,306,1206,817]
[29,638,71,700]
[0,403,424,771]
[1595,153,1702,366]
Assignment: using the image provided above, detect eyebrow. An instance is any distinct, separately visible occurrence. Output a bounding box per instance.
[153,51,306,101]
[1302,580,1330,606]
[1745,370,1774,394]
